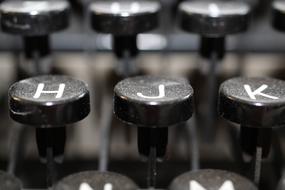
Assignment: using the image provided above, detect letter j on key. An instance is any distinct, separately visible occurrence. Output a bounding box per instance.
[137,84,165,99]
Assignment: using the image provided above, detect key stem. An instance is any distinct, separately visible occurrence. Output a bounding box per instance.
[46,147,57,188]
[253,146,262,185]
[147,146,157,188]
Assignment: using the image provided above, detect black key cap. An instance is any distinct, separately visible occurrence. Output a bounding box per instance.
[9,75,90,125]
[219,77,285,129]
[169,169,257,190]
[0,1,70,36]
[90,1,160,35]
[179,1,250,37]
[114,75,193,127]
[54,171,138,190]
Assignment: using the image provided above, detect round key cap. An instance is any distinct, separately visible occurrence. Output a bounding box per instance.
[219,77,285,128]
[179,1,250,37]
[0,0,70,36]
[0,171,22,190]
[169,169,257,190]
[272,1,285,32]
[54,171,138,190]
[114,75,194,127]
[90,1,160,35]
[9,75,90,125]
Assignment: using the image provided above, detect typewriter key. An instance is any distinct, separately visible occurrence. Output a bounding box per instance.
[54,171,138,190]
[90,1,160,36]
[114,75,193,187]
[178,1,251,141]
[0,1,69,35]
[218,77,285,184]
[9,75,90,125]
[9,75,90,186]
[169,169,257,190]
[179,0,250,58]
[0,1,70,75]
[90,1,160,76]
[179,1,250,37]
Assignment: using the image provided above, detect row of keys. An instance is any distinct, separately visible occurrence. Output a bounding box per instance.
[0,0,282,87]
[0,1,284,190]
[0,169,258,190]
[2,74,285,189]
[3,0,285,36]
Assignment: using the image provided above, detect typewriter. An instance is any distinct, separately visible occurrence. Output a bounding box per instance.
[0,0,285,189]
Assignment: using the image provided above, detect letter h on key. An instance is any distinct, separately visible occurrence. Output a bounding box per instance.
[33,83,65,99]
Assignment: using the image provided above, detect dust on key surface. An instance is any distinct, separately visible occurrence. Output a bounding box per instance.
[114,75,193,104]
[9,75,88,104]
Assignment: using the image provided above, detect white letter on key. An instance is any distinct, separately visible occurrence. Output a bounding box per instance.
[190,180,235,190]
[219,180,235,190]
[137,84,165,99]
[104,183,113,190]
[33,83,65,99]
[244,84,278,100]
[79,182,93,190]
[190,180,206,190]
[79,182,113,190]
